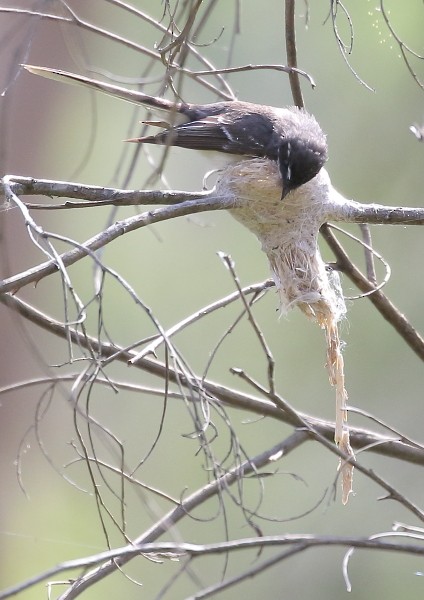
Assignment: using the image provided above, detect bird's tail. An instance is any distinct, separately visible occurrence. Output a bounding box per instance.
[23,65,177,113]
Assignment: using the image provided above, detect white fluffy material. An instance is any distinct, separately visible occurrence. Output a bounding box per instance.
[218,158,346,321]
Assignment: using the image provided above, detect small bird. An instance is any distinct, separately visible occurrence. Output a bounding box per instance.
[23,65,328,198]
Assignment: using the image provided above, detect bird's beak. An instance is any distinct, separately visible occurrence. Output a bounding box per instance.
[280,170,292,200]
[281,185,291,200]
[279,159,292,200]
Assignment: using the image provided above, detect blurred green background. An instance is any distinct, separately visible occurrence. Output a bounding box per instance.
[1,1,424,599]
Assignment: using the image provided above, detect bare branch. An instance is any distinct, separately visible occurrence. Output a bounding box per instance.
[1,175,213,207]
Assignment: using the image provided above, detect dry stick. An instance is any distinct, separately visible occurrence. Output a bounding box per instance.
[0,296,424,520]
[328,1,373,91]
[186,543,309,600]
[219,253,276,395]
[58,2,234,100]
[159,0,203,54]
[4,443,423,600]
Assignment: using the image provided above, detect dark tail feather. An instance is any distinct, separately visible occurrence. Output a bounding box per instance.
[23,65,177,112]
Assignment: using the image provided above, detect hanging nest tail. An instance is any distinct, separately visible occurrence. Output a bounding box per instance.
[217,158,354,504]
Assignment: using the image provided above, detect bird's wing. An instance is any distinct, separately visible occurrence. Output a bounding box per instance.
[128,112,276,156]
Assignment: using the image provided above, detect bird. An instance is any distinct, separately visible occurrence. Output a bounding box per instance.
[23,65,328,198]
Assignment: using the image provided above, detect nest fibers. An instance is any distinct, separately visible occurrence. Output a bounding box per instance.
[217,158,354,504]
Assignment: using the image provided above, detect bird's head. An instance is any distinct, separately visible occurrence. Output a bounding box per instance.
[278,136,328,199]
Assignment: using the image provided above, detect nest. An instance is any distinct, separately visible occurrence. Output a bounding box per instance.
[217,158,354,503]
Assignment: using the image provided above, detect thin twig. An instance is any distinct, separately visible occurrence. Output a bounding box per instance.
[219,253,276,395]
[359,224,377,286]
[285,0,304,108]
[190,63,315,86]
